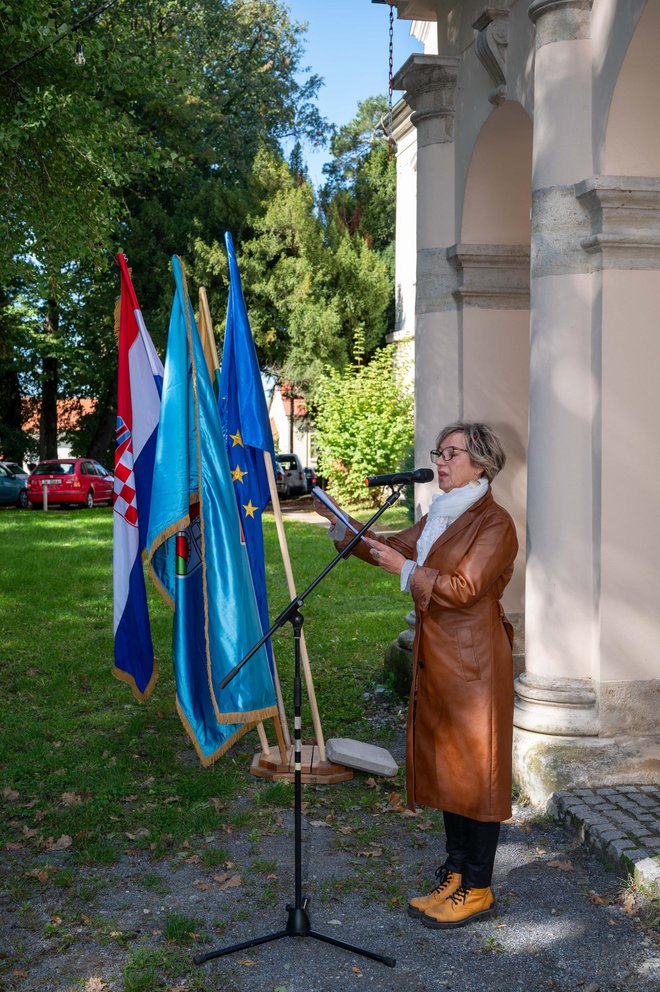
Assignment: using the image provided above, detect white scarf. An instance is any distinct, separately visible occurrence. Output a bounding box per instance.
[415,478,489,566]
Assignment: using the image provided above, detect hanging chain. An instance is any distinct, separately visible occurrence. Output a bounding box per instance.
[388,1,395,159]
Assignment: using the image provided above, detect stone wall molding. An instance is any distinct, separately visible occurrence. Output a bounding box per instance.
[528,0,592,45]
[576,176,660,268]
[514,671,599,736]
[448,243,530,309]
[473,8,510,105]
[392,54,460,147]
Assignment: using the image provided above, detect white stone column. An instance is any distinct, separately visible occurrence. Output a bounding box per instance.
[516,0,599,737]
[393,54,460,517]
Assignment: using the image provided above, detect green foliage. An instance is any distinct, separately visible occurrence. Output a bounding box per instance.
[314,345,414,506]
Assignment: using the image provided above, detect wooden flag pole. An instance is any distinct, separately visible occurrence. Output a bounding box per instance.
[263,452,326,763]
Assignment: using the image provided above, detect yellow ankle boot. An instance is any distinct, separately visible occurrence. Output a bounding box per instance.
[407,867,462,919]
[422,884,496,929]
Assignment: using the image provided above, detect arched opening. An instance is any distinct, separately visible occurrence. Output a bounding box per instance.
[456,101,533,618]
[461,101,533,245]
[603,1,660,175]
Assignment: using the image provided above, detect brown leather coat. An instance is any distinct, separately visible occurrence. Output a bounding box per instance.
[339,489,518,822]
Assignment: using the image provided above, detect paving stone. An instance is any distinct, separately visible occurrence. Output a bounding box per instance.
[635,856,660,897]
[632,795,657,808]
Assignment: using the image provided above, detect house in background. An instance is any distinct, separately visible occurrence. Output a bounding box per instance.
[384,0,659,803]
[267,381,315,465]
[22,398,97,463]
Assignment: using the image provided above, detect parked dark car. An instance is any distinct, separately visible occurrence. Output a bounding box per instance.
[0,463,28,508]
[28,458,114,509]
[0,460,29,481]
[303,467,317,493]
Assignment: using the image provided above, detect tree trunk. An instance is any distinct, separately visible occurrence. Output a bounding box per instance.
[40,285,59,460]
[0,290,25,462]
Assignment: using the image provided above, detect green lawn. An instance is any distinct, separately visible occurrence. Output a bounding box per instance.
[0,506,409,860]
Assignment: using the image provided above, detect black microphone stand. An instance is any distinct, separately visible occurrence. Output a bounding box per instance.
[194,486,404,971]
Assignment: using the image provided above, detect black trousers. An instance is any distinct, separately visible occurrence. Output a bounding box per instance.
[442,811,500,888]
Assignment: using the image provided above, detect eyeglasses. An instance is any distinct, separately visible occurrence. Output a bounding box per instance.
[430,446,468,463]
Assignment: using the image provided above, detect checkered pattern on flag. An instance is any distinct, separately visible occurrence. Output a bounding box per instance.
[113,255,163,699]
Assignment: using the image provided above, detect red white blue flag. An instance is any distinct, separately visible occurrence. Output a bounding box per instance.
[113,254,163,699]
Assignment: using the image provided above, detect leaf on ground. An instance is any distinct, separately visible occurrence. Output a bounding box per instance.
[616,890,640,916]
[193,881,214,891]
[125,828,150,840]
[365,778,378,789]
[219,874,241,891]
[238,957,256,966]
[163,796,179,804]
[12,970,29,978]
[4,787,20,801]
[548,859,572,871]
[213,872,232,884]
[587,890,610,906]
[357,847,383,858]
[185,854,200,864]
[387,791,404,811]
[352,966,362,974]
[60,791,83,806]
[26,868,51,882]
[415,819,433,831]
[84,978,107,992]
[122,795,138,804]
[209,798,225,812]
[5,842,25,851]
[22,826,38,839]
[338,825,353,835]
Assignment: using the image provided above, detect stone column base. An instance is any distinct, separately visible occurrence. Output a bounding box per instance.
[513,727,660,809]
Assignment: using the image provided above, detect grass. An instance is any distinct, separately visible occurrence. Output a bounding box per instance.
[0,506,407,860]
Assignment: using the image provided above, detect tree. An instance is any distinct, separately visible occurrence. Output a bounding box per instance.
[313,344,414,507]
[233,148,391,397]
[0,0,325,457]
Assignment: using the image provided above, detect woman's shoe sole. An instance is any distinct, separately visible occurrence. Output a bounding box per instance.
[421,903,497,930]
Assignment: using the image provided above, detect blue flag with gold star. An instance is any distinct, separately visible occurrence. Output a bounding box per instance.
[146,255,276,766]
[219,232,277,668]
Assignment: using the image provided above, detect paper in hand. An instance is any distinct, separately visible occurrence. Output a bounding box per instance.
[312,487,367,542]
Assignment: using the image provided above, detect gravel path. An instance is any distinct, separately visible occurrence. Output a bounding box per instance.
[1,733,658,992]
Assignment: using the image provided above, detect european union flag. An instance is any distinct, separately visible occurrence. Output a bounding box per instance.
[147,256,277,765]
[219,232,277,668]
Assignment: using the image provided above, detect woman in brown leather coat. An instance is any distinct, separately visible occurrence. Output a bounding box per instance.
[314,421,517,930]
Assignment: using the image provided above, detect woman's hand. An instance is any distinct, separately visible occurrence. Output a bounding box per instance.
[364,537,406,576]
[313,494,339,527]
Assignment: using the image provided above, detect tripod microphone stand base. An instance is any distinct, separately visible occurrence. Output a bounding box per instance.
[193,898,396,968]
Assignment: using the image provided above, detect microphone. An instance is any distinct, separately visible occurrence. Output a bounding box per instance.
[364,468,435,488]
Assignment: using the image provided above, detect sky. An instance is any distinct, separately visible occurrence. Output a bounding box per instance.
[283,1,423,186]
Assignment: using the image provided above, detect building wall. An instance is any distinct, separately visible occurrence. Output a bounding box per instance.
[391,0,660,799]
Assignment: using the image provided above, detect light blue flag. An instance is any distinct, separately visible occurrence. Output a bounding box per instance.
[147,256,277,766]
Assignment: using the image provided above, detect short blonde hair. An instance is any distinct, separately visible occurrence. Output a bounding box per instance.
[436,421,506,483]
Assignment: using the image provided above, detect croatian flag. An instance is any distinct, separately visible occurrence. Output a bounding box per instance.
[113,254,163,699]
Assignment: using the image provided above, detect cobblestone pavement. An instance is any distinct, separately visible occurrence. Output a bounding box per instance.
[548,785,660,897]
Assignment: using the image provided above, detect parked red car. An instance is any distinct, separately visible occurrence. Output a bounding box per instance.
[28,458,114,509]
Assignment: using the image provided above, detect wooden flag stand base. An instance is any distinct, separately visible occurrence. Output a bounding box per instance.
[250,745,353,785]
